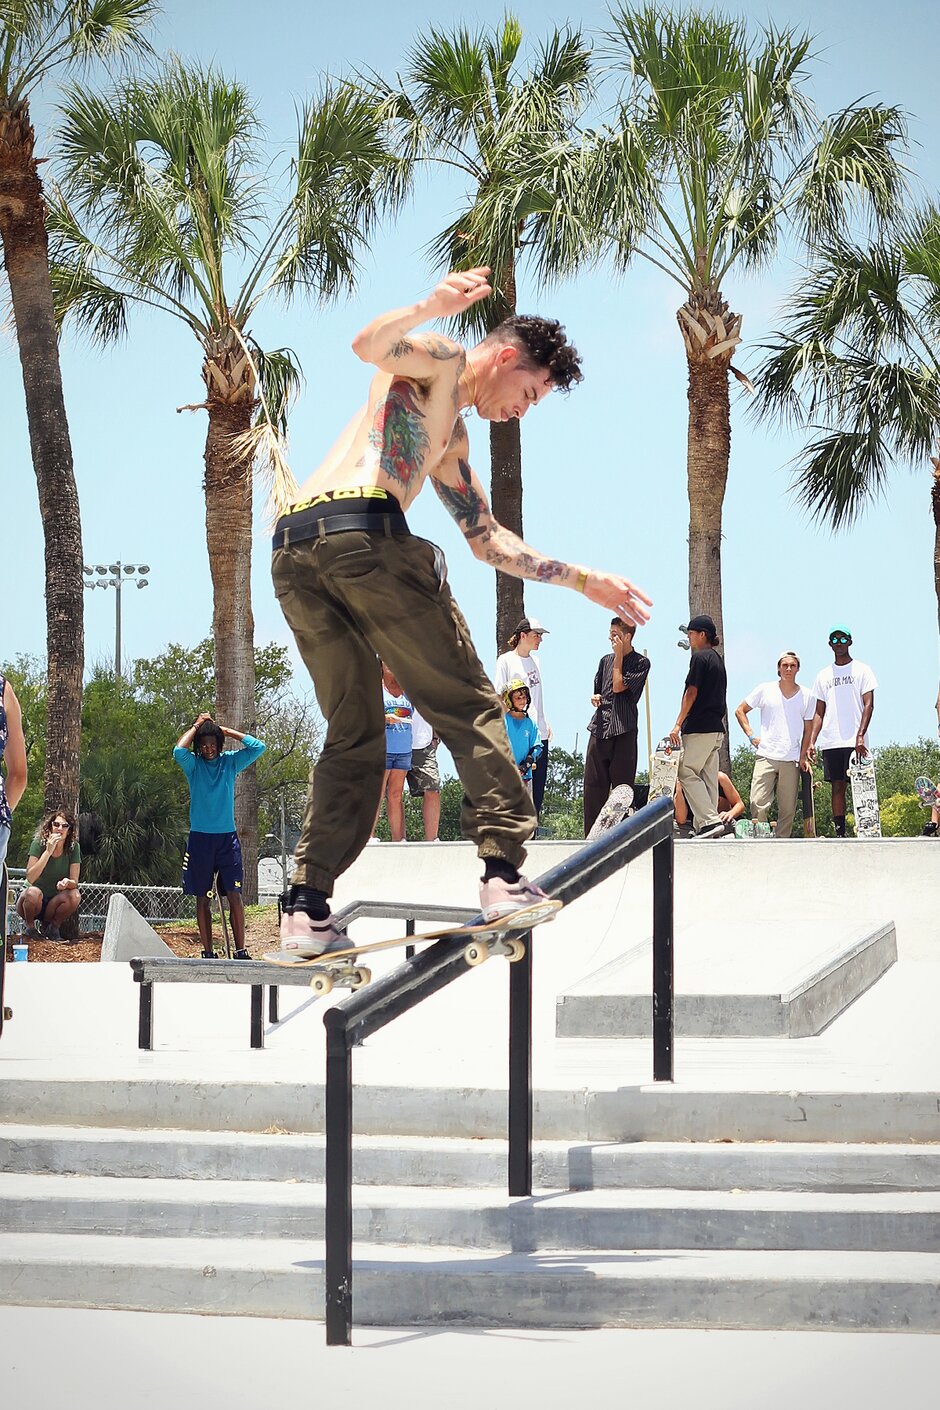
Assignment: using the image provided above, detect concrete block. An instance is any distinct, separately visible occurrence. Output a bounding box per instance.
[100,894,174,962]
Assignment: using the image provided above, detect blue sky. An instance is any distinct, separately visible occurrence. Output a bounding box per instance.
[4,0,940,763]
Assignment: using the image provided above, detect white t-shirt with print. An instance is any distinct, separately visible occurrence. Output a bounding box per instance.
[494,650,549,739]
[410,707,433,751]
[812,660,878,750]
[745,682,816,763]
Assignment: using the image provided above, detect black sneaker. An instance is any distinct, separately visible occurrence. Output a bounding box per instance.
[201,950,218,959]
[43,924,63,942]
[232,948,252,960]
[923,822,938,837]
[693,821,728,841]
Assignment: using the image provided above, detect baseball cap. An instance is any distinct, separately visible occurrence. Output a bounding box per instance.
[829,625,852,639]
[515,617,549,635]
[681,614,717,635]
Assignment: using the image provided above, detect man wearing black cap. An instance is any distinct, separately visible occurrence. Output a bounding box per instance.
[495,617,552,816]
[802,628,877,837]
[669,615,728,839]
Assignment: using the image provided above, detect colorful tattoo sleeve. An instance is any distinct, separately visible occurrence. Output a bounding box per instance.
[367,380,430,489]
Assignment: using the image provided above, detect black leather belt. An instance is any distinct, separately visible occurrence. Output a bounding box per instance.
[272,511,411,551]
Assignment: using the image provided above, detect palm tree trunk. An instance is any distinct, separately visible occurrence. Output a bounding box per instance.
[682,299,737,774]
[932,458,940,637]
[488,259,524,653]
[489,417,525,650]
[203,394,259,903]
[0,103,84,816]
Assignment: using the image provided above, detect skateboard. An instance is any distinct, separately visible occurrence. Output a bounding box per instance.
[801,767,816,839]
[587,783,634,840]
[914,775,939,807]
[263,898,562,996]
[648,736,681,804]
[734,819,773,839]
[0,864,10,1036]
[848,751,882,838]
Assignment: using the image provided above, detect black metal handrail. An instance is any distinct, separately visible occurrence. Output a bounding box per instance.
[322,795,675,1345]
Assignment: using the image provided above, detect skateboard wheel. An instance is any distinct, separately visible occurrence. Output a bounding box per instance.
[464,941,489,966]
[351,966,372,989]
[2,1006,11,1021]
[505,938,526,963]
[310,973,334,997]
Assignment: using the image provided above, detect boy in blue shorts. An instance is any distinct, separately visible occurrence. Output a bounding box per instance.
[174,713,265,958]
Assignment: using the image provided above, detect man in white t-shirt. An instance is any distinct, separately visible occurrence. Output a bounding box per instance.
[801,627,877,838]
[734,652,816,838]
[494,617,552,817]
[406,707,441,840]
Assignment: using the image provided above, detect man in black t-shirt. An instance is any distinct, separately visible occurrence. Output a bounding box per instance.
[669,614,728,839]
[583,618,651,834]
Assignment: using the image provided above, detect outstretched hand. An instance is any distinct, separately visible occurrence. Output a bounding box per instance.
[582,570,652,628]
[425,267,492,319]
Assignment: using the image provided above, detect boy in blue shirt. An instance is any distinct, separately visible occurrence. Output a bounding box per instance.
[503,680,542,794]
[173,713,265,958]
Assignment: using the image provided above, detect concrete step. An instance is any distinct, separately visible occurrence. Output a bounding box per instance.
[0,1233,936,1330]
[3,1174,939,1252]
[3,1125,940,1192]
[6,1079,940,1142]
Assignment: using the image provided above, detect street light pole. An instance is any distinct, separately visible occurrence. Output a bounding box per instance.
[82,560,152,678]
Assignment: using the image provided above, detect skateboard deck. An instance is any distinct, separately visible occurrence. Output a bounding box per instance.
[263,898,562,994]
[801,768,816,838]
[648,736,681,803]
[0,864,10,1036]
[914,775,939,807]
[587,783,634,840]
[734,819,773,839]
[848,751,882,838]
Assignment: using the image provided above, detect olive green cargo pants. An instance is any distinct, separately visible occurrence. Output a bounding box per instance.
[272,528,536,895]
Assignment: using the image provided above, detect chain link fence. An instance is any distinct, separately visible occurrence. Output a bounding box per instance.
[5,869,197,937]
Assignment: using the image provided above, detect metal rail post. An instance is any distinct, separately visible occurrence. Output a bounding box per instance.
[651,833,675,1082]
[324,1015,353,1346]
[507,935,533,1196]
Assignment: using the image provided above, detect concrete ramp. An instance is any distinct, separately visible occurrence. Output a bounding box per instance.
[557,917,897,1039]
[100,894,174,962]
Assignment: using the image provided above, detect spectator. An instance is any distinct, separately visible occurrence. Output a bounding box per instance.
[583,618,650,835]
[0,673,27,870]
[502,680,542,793]
[16,810,82,941]
[670,614,728,839]
[675,774,744,833]
[379,664,413,842]
[802,628,876,838]
[406,707,441,841]
[174,713,265,958]
[926,686,940,836]
[495,617,551,818]
[734,652,816,839]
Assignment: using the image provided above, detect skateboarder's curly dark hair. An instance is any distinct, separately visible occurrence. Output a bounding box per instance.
[486,315,583,392]
[193,719,225,755]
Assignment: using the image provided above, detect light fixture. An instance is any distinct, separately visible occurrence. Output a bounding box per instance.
[137,564,150,574]
[137,578,148,589]
[95,564,107,575]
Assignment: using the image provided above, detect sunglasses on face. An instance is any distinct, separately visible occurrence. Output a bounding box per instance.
[829,635,850,646]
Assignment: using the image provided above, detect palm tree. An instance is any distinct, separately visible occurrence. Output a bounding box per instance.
[367,15,593,648]
[754,210,940,627]
[0,0,157,818]
[51,59,398,897]
[588,5,906,681]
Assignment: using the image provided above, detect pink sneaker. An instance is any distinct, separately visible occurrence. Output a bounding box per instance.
[478,875,550,923]
[276,909,352,959]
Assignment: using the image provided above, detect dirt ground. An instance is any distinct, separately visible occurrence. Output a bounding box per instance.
[5,905,282,963]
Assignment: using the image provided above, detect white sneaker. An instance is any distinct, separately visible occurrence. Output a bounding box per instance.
[277,909,352,959]
[478,875,549,923]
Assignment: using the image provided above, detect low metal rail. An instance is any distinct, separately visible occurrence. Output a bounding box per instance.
[322,796,675,1345]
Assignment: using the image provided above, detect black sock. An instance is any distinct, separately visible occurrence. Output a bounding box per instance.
[482,858,520,885]
[833,816,846,837]
[287,885,330,919]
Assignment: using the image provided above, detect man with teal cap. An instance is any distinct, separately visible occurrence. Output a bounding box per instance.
[802,628,877,838]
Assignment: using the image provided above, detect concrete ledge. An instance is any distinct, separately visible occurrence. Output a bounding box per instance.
[556,919,897,1039]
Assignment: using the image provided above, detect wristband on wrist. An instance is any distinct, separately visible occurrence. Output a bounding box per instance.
[574,568,588,593]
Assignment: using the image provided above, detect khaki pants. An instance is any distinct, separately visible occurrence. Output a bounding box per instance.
[272,529,535,894]
[750,756,799,839]
[677,731,723,830]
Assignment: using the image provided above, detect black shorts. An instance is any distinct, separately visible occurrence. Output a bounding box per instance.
[182,831,243,896]
[822,747,854,783]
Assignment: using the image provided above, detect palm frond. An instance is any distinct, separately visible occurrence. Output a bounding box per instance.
[796,103,908,242]
[791,428,889,529]
[67,0,157,61]
[404,25,490,144]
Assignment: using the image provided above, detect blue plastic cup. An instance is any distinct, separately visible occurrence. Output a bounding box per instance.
[12,944,28,962]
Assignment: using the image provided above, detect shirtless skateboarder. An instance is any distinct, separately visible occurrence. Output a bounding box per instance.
[271,267,652,957]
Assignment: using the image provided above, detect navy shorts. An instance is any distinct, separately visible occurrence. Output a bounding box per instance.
[182,831,243,896]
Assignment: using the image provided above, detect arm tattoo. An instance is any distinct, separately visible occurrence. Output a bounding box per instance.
[367,379,430,489]
[433,457,486,530]
[388,337,414,359]
[424,334,461,360]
